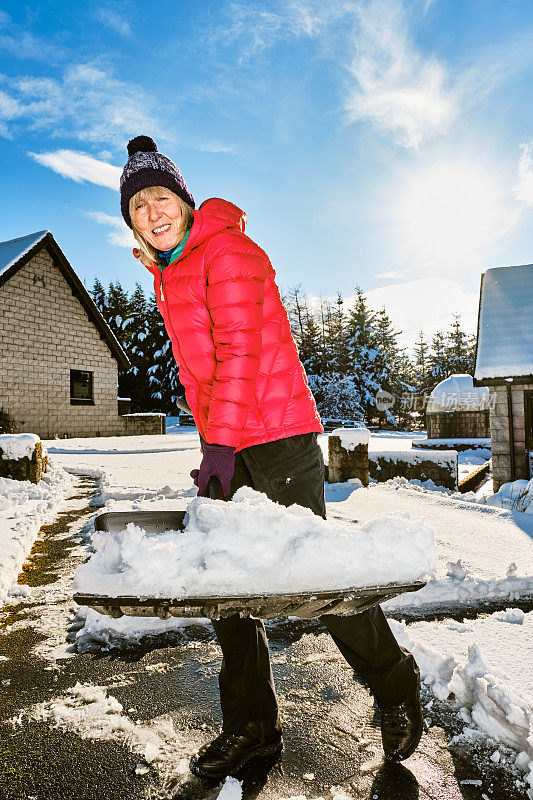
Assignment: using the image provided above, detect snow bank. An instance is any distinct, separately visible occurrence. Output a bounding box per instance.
[122,412,165,417]
[75,606,209,652]
[74,487,437,598]
[485,479,533,513]
[0,461,72,605]
[384,558,532,612]
[420,438,491,449]
[391,611,533,793]
[330,428,370,449]
[369,448,457,467]
[0,433,42,461]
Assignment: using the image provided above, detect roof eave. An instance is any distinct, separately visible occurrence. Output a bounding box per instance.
[474,375,533,387]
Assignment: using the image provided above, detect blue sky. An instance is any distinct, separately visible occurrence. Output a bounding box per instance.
[2,0,533,349]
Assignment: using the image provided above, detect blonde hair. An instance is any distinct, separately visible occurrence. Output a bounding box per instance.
[129,186,194,264]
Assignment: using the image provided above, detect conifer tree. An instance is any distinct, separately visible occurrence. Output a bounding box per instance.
[91,278,107,314]
[327,293,351,374]
[345,288,379,422]
[144,295,183,412]
[445,314,474,375]
[428,330,448,384]
[120,283,153,411]
[412,331,429,391]
[372,307,412,427]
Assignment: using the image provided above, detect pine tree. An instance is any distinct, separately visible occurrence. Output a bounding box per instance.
[120,283,153,411]
[372,307,412,428]
[428,330,448,385]
[445,313,474,375]
[412,331,429,391]
[300,304,324,378]
[345,288,379,423]
[144,294,184,412]
[91,278,107,314]
[327,293,351,374]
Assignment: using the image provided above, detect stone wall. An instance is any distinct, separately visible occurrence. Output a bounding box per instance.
[0,440,47,484]
[328,436,369,485]
[0,249,123,439]
[489,384,532,491]
[326,434,458,490]
[426,410,490,439]
[368,450,458,490]
[119,414,166,436]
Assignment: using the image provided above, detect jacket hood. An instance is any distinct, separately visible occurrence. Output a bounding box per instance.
[185,198,246,253]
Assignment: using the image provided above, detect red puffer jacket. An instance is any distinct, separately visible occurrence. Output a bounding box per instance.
[143,197,323,450]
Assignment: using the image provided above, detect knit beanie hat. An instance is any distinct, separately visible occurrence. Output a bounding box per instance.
[120,135,195,228]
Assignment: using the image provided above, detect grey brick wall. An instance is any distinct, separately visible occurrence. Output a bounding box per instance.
[0,249,123,439]
[426,410,490,439]
[489,384,533,490]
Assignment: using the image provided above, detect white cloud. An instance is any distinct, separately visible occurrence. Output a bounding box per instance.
[375,267,417,280]
[95,7,132,37]
[212,1,533,150]
[29,150,121,190]
[515,142,533,206]
[0,10,66,62]
[365,276,478,350]
[210,1,345,59]
[85,211,135,248]
[210,1,454,147]
[345,0,455,148]
[0,62,163,146]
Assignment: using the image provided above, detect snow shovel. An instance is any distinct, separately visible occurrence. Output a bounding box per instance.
[74,477,425,620]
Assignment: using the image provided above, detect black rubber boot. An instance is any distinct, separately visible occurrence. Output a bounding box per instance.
[190,731,283,780]
[378,677,425,761]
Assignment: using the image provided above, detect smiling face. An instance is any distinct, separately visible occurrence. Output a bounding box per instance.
[132,187,184,251]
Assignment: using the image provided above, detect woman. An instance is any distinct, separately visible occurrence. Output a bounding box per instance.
[120,135,423,780]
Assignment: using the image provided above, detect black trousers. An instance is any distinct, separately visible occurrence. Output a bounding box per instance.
[211,433,418,737]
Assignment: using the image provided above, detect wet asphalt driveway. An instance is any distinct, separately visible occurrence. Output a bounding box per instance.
[0,477,527,800]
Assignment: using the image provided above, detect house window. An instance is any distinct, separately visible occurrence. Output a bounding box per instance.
[70,370,94,405]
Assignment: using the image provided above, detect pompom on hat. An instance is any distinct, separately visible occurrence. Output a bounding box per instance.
[120,135,195,228]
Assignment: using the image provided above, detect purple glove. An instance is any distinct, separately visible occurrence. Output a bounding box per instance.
[191,442,235,497]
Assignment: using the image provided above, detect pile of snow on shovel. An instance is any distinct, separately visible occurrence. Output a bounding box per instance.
[74,487,436,597]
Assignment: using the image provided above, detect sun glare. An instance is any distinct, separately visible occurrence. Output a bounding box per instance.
[397,165,504,271]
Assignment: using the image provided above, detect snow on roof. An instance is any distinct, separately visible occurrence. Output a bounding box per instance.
[0,230,49,279]
[475,263,533,380]
[427,374,490,412]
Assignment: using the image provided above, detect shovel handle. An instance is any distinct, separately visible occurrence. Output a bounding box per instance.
[207,476,228,501]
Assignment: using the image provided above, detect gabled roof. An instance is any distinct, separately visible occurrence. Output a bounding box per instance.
[474,263,533,385]
[0,231,49,278]
[0,231,130,370]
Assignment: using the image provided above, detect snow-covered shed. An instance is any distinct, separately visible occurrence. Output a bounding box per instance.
[0,231,161,438]
[474,263,533,490]
[425,374,491,439]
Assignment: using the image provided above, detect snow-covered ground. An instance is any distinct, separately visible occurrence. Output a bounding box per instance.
[2,424,532,792]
